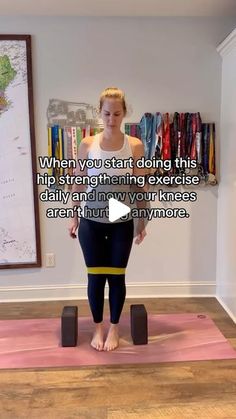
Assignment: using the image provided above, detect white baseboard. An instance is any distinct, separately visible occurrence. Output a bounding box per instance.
[0,281,216,302]
[216,296,236,324]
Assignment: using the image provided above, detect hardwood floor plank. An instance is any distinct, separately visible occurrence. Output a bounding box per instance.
[0,407,107,419]
[108,402,236,419]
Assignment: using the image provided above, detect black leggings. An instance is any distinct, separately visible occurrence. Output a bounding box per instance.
[78,217,134,324]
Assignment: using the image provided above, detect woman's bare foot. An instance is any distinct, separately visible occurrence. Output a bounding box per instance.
[104,324,119,351]
[91,322,104,351]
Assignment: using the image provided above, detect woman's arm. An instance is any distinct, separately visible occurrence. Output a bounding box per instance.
[68,136,92,238]
[130,137,148,245]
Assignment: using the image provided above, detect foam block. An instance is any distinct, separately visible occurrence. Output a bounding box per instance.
[130,304,148,345]
[61,306,78,347]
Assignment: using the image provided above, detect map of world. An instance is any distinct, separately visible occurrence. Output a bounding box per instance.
[0,40,37,266]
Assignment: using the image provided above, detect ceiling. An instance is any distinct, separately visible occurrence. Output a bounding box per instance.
[0,0,236,17]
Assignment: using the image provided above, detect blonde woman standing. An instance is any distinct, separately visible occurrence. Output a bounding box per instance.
[69,87,147,351]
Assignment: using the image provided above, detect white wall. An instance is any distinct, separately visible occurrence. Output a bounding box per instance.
[216,29,236,321]
[0,17,235,301]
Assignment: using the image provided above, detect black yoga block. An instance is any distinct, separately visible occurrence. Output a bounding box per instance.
[61,306,78,347]
[130,304,148,345]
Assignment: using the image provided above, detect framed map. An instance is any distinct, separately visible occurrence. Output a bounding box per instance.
[0,35,41,269]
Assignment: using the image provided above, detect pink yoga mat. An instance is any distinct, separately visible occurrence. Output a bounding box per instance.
[0,313,235,369]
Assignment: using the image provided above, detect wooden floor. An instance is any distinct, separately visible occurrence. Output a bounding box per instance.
[0,298,236,419]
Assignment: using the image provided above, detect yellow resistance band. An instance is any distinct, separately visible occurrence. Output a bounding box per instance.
[87,267,126,275]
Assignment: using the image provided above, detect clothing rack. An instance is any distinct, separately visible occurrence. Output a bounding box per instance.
[125,111,216,185]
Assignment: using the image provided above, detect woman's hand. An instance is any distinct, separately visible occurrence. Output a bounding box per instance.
[68,217,79,239]
[134,220,147,245]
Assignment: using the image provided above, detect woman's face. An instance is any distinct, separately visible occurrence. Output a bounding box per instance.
[100,98,125,131]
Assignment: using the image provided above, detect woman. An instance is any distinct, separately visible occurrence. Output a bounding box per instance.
[68,87,147,351]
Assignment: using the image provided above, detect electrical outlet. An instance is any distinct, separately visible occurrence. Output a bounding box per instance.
[45,253,55,267]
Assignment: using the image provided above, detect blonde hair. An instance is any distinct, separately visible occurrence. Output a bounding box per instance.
[99,87,127,116]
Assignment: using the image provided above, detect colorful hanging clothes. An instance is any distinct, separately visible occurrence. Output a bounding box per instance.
[162,113,171,161]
